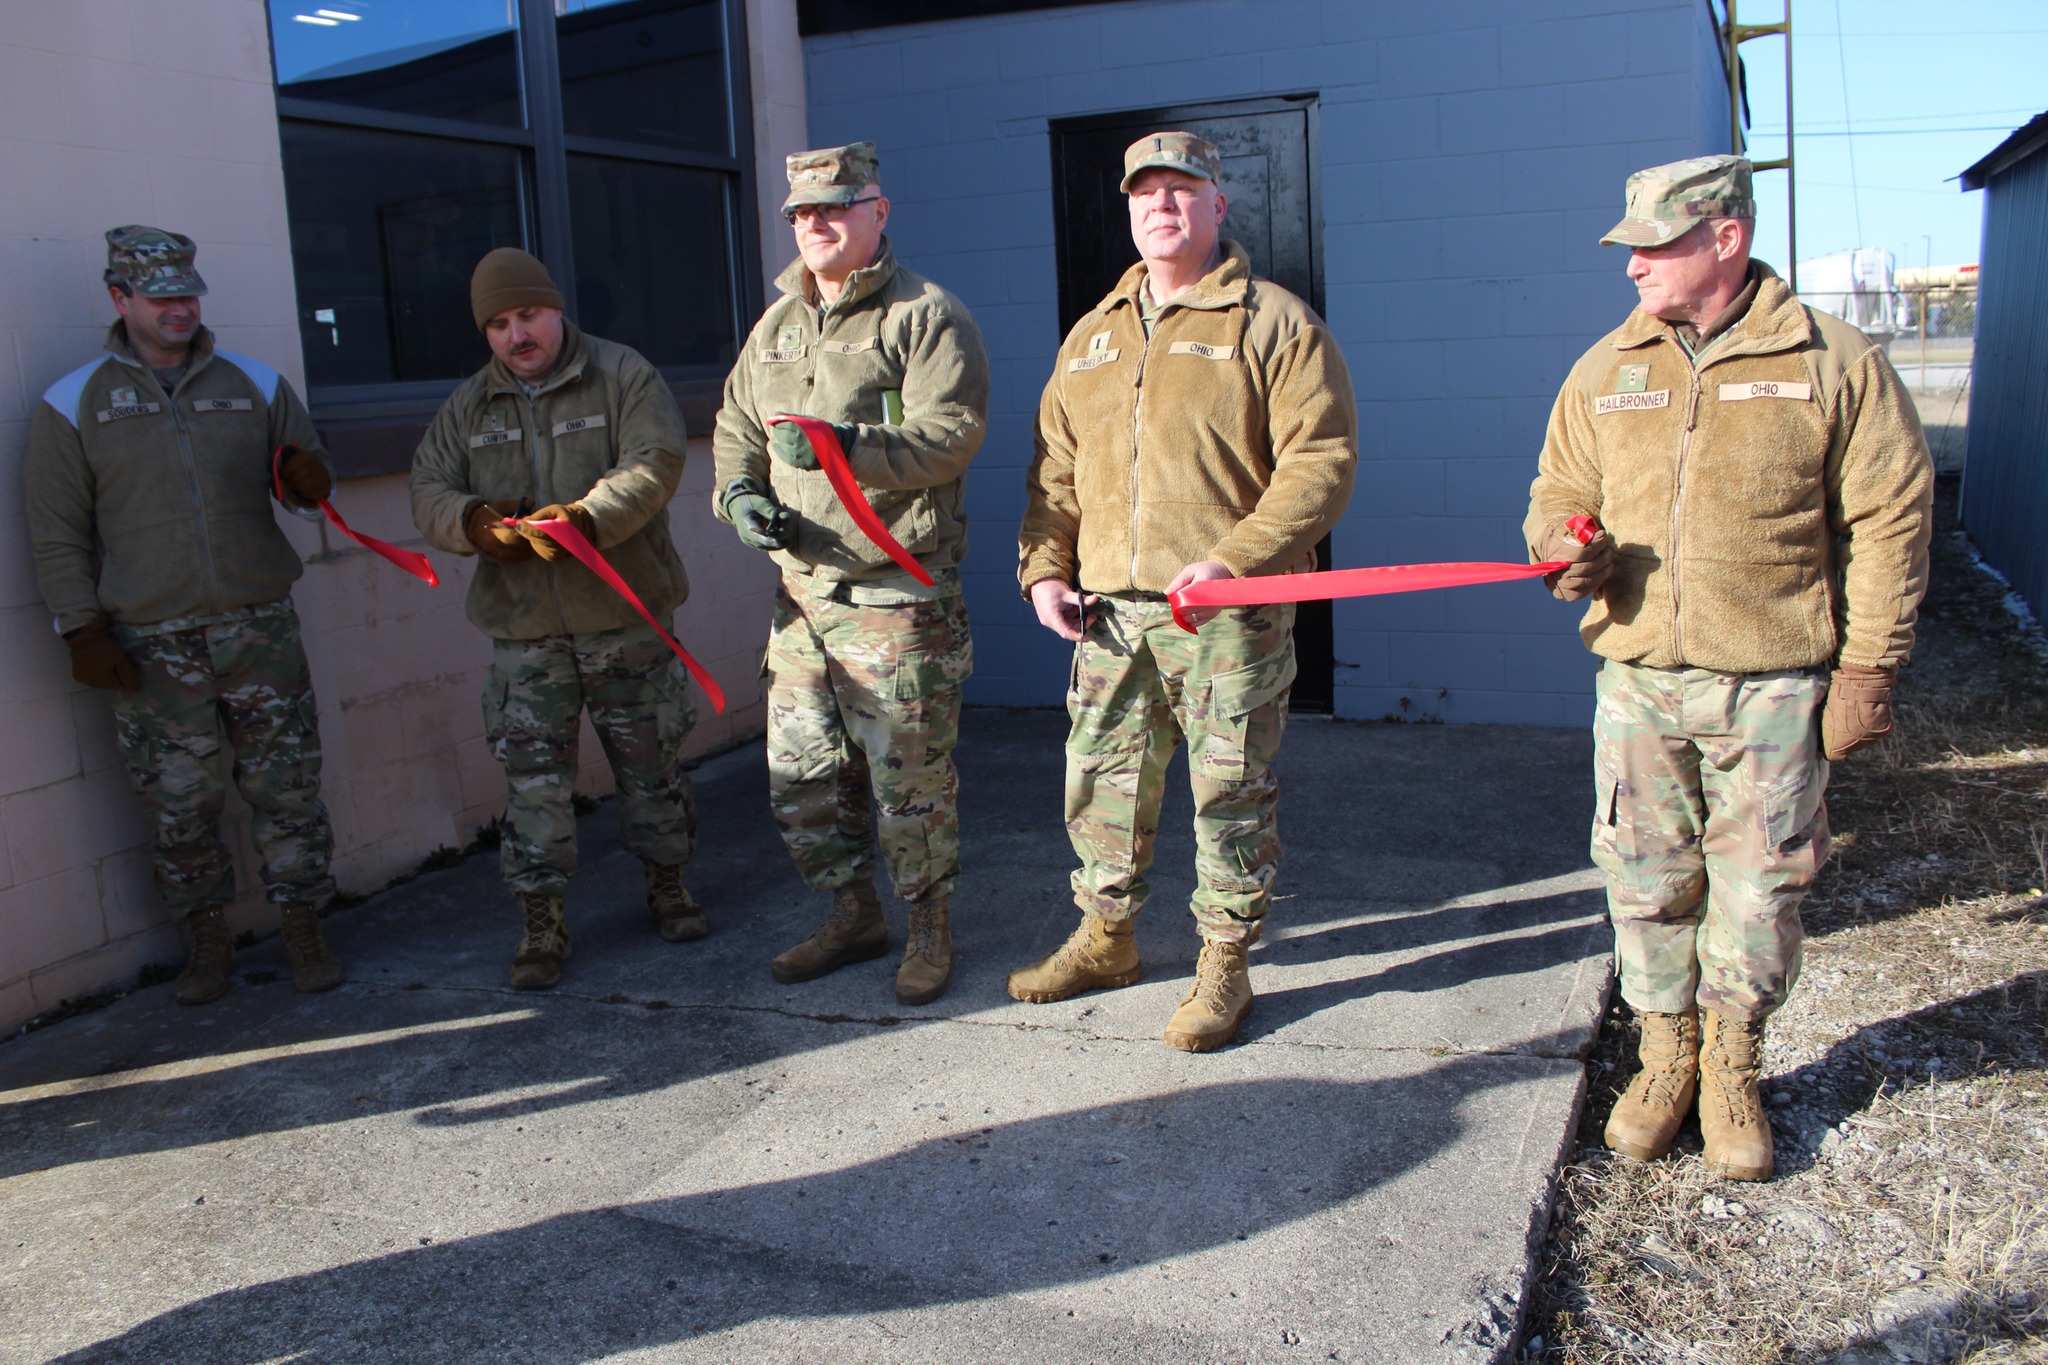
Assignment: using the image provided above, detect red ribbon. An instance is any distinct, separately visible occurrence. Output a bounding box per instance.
[512,517,728,716]
[766,414,935,588]
[271,446,439,586]
[1167,515,1602,632]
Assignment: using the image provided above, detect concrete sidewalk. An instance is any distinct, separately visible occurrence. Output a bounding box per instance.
[0,709,1611,1364]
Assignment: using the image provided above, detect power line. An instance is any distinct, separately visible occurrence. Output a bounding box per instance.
[1833,0,1865,243]
[1748,126,2020,137]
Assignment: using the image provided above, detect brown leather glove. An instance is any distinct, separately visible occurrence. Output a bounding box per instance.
[1539,515,1615,602]
[465,499,536,564]
[275,444,334,509]
[517,503,596,563]
[64,618,141,693]
[1823,663,1895,760]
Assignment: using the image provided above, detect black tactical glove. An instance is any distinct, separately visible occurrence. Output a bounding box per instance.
[64,618,141,693]
[275,444,334,509]
[769,418,859,470]
[722,477,794,551]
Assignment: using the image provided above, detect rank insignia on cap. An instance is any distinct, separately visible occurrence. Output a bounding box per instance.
[1615,364,1650,394]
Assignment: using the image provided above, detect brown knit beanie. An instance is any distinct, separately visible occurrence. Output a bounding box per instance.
[470,248,564,330]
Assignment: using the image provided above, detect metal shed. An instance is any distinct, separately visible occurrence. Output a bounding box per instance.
[1959,111,2048,621]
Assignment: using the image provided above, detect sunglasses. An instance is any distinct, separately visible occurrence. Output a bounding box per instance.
[784,194,880,227]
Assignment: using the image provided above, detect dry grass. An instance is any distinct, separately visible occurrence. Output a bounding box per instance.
[1528,481,2048,1365]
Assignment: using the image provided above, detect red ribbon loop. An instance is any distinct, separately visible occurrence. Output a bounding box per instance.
[271,446,439,586]
[1168,560,1571,633]
[512,516,727,716]
[766,414,935,588]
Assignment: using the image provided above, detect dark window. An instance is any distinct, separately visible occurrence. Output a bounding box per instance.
[271,1,523,127]
[558,0,730,154]
[267,0,756,415]
[281,124,525,387]
[568,155,737,367]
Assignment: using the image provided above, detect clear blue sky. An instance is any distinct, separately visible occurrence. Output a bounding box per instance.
[1733,0,2048,272]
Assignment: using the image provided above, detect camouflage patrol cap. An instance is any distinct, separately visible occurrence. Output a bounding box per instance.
[104,225,208,297]
[1600,155,1756,247]
[1120,130,1222,193]
[782,141,880,210]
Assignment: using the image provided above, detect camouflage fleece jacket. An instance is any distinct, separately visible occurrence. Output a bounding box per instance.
[1525,262,1933,673]
[712,238,989,601]
[410,323,689,641]
[1019,242,1357,596]
[25,323,328,635]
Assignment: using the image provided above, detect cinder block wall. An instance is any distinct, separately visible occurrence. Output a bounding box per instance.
[0,0,793,1032]
[801,0,1732,724]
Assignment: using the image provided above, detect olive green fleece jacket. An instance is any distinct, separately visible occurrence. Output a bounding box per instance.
[1019,242,1357,596]
[410,323,689,641]
[25,322,329,635]
[1525,262,1933,673]
[712,239,989,599]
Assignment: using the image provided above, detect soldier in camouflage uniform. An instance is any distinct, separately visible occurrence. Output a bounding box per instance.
[712,142,989,1006]
[410,248,700,991]
[1015,133,1357,1051]
[1527,157,1933,1180]
[25,227,343,1004]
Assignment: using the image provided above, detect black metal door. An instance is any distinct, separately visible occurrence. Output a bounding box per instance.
[1048,95,1334,712]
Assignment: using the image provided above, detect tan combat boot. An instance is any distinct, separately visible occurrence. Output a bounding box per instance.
[646,862,706,942]
[174,905,234,1006]
[1006,914,1140,1003]
[771,880,888,984]
[1162,939,1254,1052]
[278,901,343,993]
[510,892,570,991]
[1604,1008,1701,1162]
[896,892,952,1005]
[1699,1009,1775,1182]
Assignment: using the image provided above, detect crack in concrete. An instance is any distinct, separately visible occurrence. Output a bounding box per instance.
[348,980,1592,1062]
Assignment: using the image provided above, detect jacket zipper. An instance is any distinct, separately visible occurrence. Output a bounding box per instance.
[155,365,223,612]
[520,389,567,635]
[1127,314,1149,585]
[1670,356,1702,661]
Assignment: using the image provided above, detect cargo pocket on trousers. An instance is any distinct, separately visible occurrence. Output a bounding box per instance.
[652,660,697,752]
[1589,772,1626,877]
[1195,644,1298,782]
[481,675,511,763]
[1761,764,1829,865]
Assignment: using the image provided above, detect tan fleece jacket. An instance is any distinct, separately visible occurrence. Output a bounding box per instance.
[25,323,327,634]
[1525,262,1933,673]
[410,323,689,641]
[712,239,988,600]
[1020,241,1357,595]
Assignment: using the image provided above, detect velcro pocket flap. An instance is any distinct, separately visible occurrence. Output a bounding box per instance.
[1208,645,1299,720]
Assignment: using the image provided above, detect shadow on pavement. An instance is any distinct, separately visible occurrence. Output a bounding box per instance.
[49,1042,1576,1365]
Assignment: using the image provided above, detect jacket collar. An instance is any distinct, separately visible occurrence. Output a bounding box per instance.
[1102,239,1253,315]
[105,320,217,378]
[485,319,591,398]
[1610,260,1812,358]
[776,237,900,312]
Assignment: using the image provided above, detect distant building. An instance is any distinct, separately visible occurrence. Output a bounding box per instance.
[1959,110,2048,622]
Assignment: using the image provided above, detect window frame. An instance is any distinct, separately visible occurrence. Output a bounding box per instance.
[266,0,760,431]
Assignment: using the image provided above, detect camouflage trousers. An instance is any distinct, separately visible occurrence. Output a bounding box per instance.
[1592,659,1831,1021]
[764,577,972,901]
[483,623,698,896]
[1065,597,1296,945]
[109,601,334,919]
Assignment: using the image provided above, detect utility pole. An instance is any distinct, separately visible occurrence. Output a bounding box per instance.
[1726,2,1795,292]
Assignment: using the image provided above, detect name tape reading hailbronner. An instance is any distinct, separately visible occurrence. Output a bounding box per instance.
[1718,380,1812,401]
[1594,389,1671,415]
